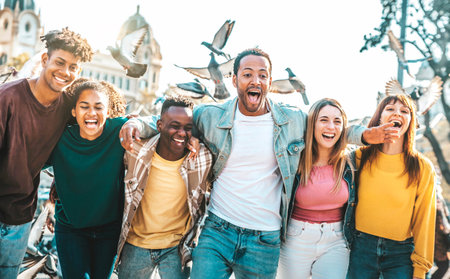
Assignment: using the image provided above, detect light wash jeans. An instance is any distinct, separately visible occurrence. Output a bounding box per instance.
[118,242,189,279]
[278,219,349,279]
[0,220,32,279]
[191,212,281,279]
[347,230,414,279]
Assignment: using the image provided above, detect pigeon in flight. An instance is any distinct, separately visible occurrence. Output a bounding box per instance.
[385,76,443,115]
[175,53,235,99]
[387,30,416,78]
[107,25,149,78]
[270,67,309,105]
[172,78,217,102]
[201,20,235,60]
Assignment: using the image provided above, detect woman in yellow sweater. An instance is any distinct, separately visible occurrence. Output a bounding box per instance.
[347,95,436,279]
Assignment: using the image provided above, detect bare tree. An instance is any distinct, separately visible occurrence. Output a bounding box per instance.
[361,0,450,183]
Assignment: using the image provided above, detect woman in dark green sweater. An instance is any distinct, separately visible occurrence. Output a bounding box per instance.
[47,79,127,279]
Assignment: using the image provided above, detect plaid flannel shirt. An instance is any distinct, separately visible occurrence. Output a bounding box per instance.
[114,134,213,269]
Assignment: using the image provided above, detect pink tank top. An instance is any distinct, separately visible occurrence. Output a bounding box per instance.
[292,165,349,223]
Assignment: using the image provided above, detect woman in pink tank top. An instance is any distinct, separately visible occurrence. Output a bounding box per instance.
[278,98,356,279]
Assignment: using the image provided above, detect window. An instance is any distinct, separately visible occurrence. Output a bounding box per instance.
[25,22,30,32]
[4,20,8,30]
[103,74,108,81]
[111,75,115,84]
[126,79,130,90]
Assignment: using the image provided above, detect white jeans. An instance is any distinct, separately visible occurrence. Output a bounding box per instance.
[278,219,349,279]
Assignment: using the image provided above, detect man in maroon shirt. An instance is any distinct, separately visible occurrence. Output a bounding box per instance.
[0,27,93,278]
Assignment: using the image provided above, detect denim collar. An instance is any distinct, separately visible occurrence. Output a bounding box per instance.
[216,97,289,129]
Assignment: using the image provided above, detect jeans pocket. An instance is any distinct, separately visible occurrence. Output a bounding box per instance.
[257,231,281,248]
[286,224,303,238]
[203,218,224,232]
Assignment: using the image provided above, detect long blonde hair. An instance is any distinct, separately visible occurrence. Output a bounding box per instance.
[297,98,349,192]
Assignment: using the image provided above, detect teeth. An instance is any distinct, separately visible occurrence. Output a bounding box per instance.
[174,139,184,143]
[323,133,334,139]
[54,76,66,83]
[85,120,97,123]
[391,121,402,128]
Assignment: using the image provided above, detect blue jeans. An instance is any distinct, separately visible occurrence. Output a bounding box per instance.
[55,220,120,279]
[118,242,189,279]
[0,220,32,279]
[347,231,414,279]
[191,212,281,279]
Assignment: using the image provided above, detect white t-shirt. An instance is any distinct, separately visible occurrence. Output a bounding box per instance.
[209,108,282,231]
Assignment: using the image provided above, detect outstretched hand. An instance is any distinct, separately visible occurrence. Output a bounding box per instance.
[119,121,141,152]
[362,122,400,144]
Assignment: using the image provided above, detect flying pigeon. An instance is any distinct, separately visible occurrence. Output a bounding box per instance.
[387,30,415,78]
[172,78,217,102]
[107,25,149,78]
[175,52,235,99]
[201,20,235,60]
[385,76,443,115]
[0,66,17,84]
[27,204,50,256]
[270,67,309,105]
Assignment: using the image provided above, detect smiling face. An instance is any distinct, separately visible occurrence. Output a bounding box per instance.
[233,55,272,116]
[380,100,411,139]
[72,89,109,141]
[157,106,193,161]
[41,49,82,94]
[314,105,344,153]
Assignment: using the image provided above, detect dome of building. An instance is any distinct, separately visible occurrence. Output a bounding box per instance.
[116,5,150,41]
[4,0,35,12]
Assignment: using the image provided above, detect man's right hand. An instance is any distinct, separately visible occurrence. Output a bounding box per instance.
[119,121,141,152]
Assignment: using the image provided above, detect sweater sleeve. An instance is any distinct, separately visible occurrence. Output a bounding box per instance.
[410,158,436,278]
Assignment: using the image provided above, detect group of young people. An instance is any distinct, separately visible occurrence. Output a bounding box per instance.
[0,27,436,279]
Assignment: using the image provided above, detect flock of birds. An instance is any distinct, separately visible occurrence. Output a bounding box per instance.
[0,21,444,115]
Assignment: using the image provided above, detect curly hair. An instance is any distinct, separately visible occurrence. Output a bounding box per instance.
[161,95,194,116]
[40,27,93,62]
[66,78,127,118]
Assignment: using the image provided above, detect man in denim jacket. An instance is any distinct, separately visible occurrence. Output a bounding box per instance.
[120,48,398,279]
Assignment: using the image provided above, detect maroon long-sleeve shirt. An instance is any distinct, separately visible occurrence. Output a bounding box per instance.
[0,79,72,225]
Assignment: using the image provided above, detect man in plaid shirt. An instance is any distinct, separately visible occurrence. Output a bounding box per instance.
[114,96,213,279]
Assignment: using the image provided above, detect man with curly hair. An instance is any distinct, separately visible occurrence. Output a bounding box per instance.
[0,27,93,278]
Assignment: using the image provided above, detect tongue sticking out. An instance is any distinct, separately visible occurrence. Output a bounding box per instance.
[248,93,259,103]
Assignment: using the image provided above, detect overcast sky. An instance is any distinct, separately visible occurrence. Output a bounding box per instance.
[35,0,420,120]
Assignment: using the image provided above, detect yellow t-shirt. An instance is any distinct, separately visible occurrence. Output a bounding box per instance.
[127,153,190,249]
[355,149,436,278]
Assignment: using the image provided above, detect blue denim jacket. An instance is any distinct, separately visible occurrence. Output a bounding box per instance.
[289,157,358,247]
[133,97,365,241]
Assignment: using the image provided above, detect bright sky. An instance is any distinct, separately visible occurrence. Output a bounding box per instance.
[36,0,418,120]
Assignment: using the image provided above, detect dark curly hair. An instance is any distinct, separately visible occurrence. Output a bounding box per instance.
[161,95,194,116]
[66,78,127,118]
[233,48,272,76]
[40,27,93,62]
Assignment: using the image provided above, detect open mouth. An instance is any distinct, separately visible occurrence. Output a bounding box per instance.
[85,119,98,128]
[54,76,68,84]
[247,89,261,103]
[391,120,402,128]
[322,133,335,140]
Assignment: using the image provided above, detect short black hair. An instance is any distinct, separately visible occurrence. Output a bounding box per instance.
[160,95,194,116]
[40,27,93,62]
[233,48,272,75]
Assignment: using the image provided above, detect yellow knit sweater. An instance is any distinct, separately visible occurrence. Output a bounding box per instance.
[355,149,436,279]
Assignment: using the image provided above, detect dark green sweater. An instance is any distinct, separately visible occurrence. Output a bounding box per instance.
[48,117,127,229]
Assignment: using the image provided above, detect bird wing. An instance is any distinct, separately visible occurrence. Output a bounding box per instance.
[120,24,149,61]
[175,64,212,80]
[171,85,205,99]
[387,30,406,63]
[417,76,443,115]
[270,79,296,93]
[27,205,50,256]
[176,81,206,94]
[17,50,44,79]
[385,79,406,95]
[211,20,235,50]
[18,255,48,279]
[218,58,235,78]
